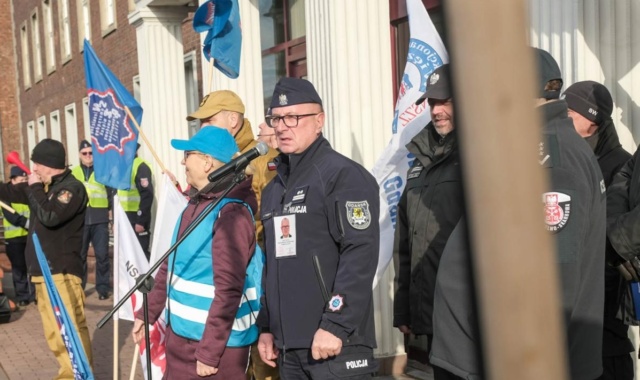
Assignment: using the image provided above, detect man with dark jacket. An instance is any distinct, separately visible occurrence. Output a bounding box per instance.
[564,81,634,380]
[392,64,464,367]
[117,145,153,260]
[257,78,380,379]
[0,166,33,306]
[25,139,92,379]
[429,49,607,380]
[71,140,113,299]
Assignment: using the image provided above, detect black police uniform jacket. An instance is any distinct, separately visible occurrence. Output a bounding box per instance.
[589,120,633,358]
[24,169,88,278]
[257,135,379,351]
[392,123,464,336]
[541,100,606,380]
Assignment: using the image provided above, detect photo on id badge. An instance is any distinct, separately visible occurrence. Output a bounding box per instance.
[275,215,296,258]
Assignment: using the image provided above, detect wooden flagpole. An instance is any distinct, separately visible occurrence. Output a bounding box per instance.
[124,106,167,174]
[0,200,16,214]
[129,344,140,380]
[443,0,568,379]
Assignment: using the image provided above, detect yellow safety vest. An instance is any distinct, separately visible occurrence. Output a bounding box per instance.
[3,203,30,239]
[71,165,109,209]
[118,158,151,212]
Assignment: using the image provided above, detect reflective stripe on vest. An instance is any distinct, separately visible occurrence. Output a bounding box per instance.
[117,158,149,212]
[166,198,263,346]
[71,166,108,209]
[3,203,30,239]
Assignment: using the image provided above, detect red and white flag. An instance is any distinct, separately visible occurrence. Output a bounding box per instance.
[114,195,168,379]
[371,0,448,287]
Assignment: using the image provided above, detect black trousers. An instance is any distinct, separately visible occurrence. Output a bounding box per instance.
[80,223,111,295]
[433,365,465,380]
[5,240,34,302]
[278,346,376,379]
[596,354,634,380]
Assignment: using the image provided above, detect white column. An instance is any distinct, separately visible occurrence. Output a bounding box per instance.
[129,6,190,185]
[306,0,401,361]
[202,0,266,135]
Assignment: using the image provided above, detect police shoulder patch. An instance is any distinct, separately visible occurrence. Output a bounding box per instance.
[327,294,346,313]
[345,200,371,230]
[57,190,73,204]
[543,192,571,233]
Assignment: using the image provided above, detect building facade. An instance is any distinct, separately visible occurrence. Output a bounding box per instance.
[3,0,640,375]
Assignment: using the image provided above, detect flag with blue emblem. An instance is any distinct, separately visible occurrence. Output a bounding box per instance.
[32,234,94,380]
[193,0,242,79]
[371,0,448,287]
[83,39,141,190]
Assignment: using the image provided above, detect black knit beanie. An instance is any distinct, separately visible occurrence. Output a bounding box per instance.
[31,139,66,169]
[563,80,613,125]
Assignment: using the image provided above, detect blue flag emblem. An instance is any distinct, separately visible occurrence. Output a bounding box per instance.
[88,89,137,154]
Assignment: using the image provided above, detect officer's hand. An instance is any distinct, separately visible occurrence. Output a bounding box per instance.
[311,328,342,360]
[134,224,146,233]
[398,325,412,335]
[196,360,218,377]
[618,261,640,282]
[131,318,145,344]
[27,173,41,186]
[258,333,279,368]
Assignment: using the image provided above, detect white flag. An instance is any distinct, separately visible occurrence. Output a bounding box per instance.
[371,0,448,288]
[150,174,188,269]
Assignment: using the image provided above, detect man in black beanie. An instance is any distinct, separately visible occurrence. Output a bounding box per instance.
[564,81,634,380]
[25,138,93,377]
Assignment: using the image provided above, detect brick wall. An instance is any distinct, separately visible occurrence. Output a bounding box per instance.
[0,0,22,181]
[11,0,139,167]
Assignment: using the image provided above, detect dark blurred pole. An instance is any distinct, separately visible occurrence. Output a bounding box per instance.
[442,0,568,379]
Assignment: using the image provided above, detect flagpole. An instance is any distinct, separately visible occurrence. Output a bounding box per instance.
[113,194,121,380]
[207,58,215,93]
[129,345,139,380]
[124,106,168,174]
[0,200,16,214]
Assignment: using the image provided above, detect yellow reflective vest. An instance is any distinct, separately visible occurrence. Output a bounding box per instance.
[71,165,109,209]
[117,158,151,212]
[3,202,29,239]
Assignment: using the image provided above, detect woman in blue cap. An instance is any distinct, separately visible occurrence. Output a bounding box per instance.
[131,126,261,379]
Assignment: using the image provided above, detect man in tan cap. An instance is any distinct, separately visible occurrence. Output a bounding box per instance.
[187,90,279,380]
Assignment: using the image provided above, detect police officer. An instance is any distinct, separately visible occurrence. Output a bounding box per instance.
[0,166,33,306]
[429,49,607,380]
[257,78,380,379]
[118,145,153,259]
[72,140,113,299]
[25,139,92,378]
[392,64,464,372]
[563,81,634,380]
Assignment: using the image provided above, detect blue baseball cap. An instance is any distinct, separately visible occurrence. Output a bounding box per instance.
[171,126,239,164]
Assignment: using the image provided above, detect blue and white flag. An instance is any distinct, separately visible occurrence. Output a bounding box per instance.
[196,0,242,79]
[83,39,141,190]
[32,234,94,380]
[371,0,448,287]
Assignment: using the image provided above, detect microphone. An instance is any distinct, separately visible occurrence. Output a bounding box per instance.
[208,141,269,183]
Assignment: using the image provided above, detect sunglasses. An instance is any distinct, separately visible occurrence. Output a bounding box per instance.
[81,151,93,156]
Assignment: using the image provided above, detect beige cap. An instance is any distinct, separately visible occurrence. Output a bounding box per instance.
[186,90,245,121]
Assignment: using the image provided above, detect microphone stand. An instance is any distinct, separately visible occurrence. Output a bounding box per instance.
[97,170,248,378]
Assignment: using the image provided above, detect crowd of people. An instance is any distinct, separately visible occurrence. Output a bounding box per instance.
[1,46,639,380]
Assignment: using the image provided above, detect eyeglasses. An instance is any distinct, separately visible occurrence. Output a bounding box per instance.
[183,151,206,160]
[266,113,321,128]
[80,151,92,156]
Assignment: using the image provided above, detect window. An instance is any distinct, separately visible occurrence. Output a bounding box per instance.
[260,0,307,113]
[37,116,47,140]
[77,0,91,49]
[43,0,56,73]
[100,0,117,36]
[50,110,61,141]
[65,103,80,165]
[59,0,72,62]
[132,76,141,103]
[20,22,31,89]
[31,9,43,82]
[27,121,36,156]
[184,52,199,137]
[82,97,91,140]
